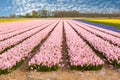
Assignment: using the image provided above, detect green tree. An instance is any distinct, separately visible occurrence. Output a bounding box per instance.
[25,13,31,18]
[32,11,39,18]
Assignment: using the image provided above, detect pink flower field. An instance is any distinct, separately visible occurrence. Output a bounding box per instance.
[0,19,120,80]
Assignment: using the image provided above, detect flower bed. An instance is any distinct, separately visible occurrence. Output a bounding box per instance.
[0,21,58,74]
[28,21,63,71]
[64,21,104,70]
[69,21,120,68]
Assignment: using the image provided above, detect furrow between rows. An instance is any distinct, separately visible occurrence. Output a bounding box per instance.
[74,20,120,38]
[0,20,53,41]
[0,20,59,74]
[0,21,56,54]
[64,21,104,70]
[68,21,120,68]
[28,21,63,71]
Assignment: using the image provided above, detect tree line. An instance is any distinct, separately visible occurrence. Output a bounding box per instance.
[3,10,120,18]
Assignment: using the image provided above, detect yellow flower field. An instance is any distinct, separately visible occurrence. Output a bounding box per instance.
[87,19,120,24]
[0,18,29,23]
[85,18,120,29]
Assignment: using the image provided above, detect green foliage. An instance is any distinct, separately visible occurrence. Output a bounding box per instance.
[0,60,24,75]
[28,65,59,72]
[25,13,31,18]
[71,65,103,71]
[32,11,39,18]
[112,60,120,68]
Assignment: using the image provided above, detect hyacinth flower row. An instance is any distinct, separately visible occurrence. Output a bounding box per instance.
[0,21,58,74]
[69,21,120,68]
[0,22,31,34]
[0,22,39,40]
[0,20,51,35]
[0,20,53,41]
[77,20,120,32]
[0,21,55,54]
[28,21,63,71]
[75,21,120,38]
[64,21,104,70]
[0,20,38,34]
[71,20,120,47]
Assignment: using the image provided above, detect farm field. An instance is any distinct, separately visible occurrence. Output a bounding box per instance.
[85,19,120,24]
[0,18,30,23]
[0,19,120,80]
[83,19,120,30]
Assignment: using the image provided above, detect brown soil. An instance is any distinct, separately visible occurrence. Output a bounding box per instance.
[0,64,120,80]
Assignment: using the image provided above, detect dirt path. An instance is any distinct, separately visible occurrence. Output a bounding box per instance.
[0,64,120,80]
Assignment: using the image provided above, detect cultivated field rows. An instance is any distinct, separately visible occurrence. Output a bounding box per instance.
[0,19,120,74]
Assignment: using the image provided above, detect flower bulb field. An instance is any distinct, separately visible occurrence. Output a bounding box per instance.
[0,19,120,80]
